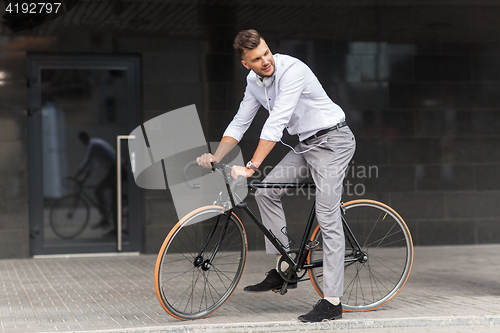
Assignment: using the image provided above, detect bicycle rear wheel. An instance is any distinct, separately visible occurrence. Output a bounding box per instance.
[308,199,413,311]
[50,195,90,239]
[155,206,247,320]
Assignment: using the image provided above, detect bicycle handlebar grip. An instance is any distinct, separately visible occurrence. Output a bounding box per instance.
[211,162,224,170]
[230,175,247,194]
[183,160,201,189]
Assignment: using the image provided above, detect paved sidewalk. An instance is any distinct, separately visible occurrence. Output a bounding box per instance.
[0,244,499,333]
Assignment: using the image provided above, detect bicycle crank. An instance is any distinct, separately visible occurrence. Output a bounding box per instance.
[277,251,307,283]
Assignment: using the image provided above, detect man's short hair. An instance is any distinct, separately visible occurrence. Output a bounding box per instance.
[233,29,264,57]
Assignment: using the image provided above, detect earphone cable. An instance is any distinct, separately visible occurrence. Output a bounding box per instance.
[265,85,327,155]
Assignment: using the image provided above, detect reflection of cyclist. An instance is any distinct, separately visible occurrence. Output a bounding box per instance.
[70,131,117,230]
[197,29,355,322]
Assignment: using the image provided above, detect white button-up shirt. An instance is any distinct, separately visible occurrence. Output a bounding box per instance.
[79,138,116,172]
[223,54,345,142]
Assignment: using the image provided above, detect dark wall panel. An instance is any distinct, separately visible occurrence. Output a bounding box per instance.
[1,1,500,257]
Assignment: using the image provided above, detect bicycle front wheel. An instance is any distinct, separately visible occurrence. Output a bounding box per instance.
[308,199,413,311]
[155,206,247,320]
[50,195,90,239]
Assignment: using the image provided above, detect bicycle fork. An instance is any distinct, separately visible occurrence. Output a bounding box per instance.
[193,211,232,271]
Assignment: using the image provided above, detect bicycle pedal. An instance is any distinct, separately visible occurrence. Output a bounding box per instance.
[272,286,288,295]
[272,281,297,294]
[272,287,284,294]
[306,240,320,251]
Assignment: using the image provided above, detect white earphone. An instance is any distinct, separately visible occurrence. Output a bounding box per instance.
[256,76,274,87]
[258,75,327,155]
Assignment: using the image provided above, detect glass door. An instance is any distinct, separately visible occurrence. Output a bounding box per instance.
[28,55,142,255]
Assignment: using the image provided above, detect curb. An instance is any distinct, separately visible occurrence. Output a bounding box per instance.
[51,315,500,333]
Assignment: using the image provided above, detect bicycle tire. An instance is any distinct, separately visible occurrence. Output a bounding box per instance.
[308,199,413,311]
[155,206,247,320]
[50,195,90,239]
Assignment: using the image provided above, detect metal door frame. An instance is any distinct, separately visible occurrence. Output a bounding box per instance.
[27,53,142,256]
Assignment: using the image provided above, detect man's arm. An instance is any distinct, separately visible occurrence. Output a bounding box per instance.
[231,139,276,179]
[196,136,238,168]
[70,143,93,181]
[197,83,260,169]
[250,139,276,169]
[69,168,91,181]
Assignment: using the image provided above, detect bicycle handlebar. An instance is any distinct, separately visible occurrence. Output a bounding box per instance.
[183,161,316,191]
[183,161,246,194]
[182,160,201,189]
[62,177,85,188]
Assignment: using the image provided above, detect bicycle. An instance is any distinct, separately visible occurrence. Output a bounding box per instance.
[155,162,413,320]
[49,178,121,239]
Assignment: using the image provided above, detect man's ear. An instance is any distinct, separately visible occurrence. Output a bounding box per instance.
[241,60,250,70]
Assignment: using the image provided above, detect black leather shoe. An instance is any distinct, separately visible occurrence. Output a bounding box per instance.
[243,269,297,292]
[298,299,342,322]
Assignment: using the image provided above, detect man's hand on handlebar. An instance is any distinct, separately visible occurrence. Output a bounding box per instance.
[231,165,254,179]
[196,155,254,180]
[196,153,217,169]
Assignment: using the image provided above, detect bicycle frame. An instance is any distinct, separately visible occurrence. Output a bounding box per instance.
[234,183,316,272]
[70,180,100,210]
[233,185,364,273]
[205,163,365,277]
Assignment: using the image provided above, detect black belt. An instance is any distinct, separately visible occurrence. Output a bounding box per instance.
[303,121,347,143]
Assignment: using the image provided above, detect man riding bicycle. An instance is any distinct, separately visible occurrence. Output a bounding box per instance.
[196,29,355,322]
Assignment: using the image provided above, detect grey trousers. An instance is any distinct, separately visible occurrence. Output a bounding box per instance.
[255,126,356,297]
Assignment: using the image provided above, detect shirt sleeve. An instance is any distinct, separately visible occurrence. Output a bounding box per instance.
[79,144,95,172]
[260,61,308,142]
[223,83,261,142]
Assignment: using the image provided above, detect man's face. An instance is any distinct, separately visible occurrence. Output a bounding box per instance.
[241,39,275,78]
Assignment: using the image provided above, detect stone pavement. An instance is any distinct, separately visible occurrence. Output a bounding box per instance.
[0,244,499,333]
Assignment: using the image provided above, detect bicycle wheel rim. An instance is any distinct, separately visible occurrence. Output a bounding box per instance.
[155,206,247,320]
[308,199,413,312]
[50,195,90,239]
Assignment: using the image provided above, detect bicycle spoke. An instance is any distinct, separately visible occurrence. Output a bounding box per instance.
[365,263,392,294]
[168,267,199,308]
[368,253,407,271]
[183,227,204,258]
[167,243,196,263]
[185,268,203,313]
[210,266,231,290]
[156,207,246,319]
[198,270,224,299]
[362,211,383,248]
[346,263,362,305]
[368,262,378,304]
[161,255,194,265]
[365,258,401,286]
[309,200,412,311]
[366,238,407,252]
[161,265,194,282]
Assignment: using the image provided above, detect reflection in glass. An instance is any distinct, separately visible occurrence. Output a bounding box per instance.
[41,69,130,248]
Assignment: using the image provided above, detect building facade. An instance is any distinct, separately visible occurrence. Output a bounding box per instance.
[1,0,500,258]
